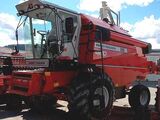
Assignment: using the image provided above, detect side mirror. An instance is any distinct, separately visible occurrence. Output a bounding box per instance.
[65,17,74,34]
[11,46,19,55]
[15,46,19,53]
[142,43,152,54]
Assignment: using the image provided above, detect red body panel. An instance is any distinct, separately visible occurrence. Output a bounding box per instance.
[0,75,11,94]
[94,53,150,87]
[43,71,77,93]
[8,70,77,97]
[79,14,151,87]
[8,71,43,96]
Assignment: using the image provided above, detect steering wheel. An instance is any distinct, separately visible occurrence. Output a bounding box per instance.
[37,30,47,36]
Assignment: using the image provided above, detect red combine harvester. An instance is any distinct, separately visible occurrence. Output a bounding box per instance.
[0,0,159,119]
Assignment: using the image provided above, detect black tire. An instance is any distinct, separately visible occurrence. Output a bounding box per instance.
[129,84,150,109]
[5,94,22,112]
[26,95,57,113]
[68,72,115,120]
[0,94,7,104]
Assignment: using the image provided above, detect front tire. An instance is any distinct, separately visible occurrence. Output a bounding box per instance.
[25,95,57,113]
[128,84,150,109]
[6,94,22,112]
[68,72,114,119]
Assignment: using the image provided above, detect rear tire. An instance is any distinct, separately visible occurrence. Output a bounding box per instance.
[128,84,150,109]
[68,72,114,120]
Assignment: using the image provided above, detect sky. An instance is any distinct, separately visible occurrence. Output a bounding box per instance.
[0,0,160,49]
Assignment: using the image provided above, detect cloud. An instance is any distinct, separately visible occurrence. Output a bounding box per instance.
[0,32,15,46]
[121,15,160,49]
[0,13,17,30]
[19,0,28,4]
[78,0,154,12]
[0,13,19,46]
[124,0,154,7]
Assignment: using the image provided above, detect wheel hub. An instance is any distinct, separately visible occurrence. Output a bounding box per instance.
[140,90,149,106]
[93,86,109,109]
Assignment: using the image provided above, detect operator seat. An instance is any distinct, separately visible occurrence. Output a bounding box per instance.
[46,29,59,56]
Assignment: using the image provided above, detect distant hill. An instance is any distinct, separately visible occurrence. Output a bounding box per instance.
[5,44,25,51]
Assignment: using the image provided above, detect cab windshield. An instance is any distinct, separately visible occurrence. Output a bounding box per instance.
[16,4,78,59]
[20,7,60,59]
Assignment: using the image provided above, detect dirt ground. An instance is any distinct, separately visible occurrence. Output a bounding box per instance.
[0,81,158,120]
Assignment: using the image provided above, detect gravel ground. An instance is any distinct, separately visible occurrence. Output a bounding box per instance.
[0,81,158,120]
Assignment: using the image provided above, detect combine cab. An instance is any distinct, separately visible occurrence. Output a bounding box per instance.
[1,0,157,119]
